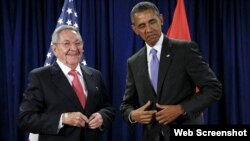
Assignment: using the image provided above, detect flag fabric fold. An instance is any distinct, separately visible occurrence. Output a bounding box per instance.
[29,0,85,141]
[166,0,191,41]
[44,0,86,66]
[166,0,199,93]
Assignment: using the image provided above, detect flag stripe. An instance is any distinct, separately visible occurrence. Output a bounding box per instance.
[44,0,87,66]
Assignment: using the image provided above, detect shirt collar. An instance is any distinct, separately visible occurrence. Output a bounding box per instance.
[146,33,164,56]
[56,59,82,76]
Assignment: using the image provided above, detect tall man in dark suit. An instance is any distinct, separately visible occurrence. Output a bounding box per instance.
[120,2,222,141]
[19,25,115,141]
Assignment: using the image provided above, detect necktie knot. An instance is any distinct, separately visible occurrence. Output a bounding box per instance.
[69,70,78,76]
[150,48,157,56]
[68,69,86,108]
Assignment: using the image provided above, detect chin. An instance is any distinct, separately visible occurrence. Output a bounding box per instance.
[66,59,79,65]
[146,38,157,45]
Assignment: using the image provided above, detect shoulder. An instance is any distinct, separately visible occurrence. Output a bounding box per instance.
[29,63,62,78]
[166,37,199,52]
[128,47,146,63]
[29,65,52,75]
[167,37,195,46]
[81,64,101,76]
[26,66,55,83]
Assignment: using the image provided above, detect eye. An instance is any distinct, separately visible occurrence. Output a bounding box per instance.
[138,24,145,29]
[64,42,70,46]
[75,42,82,46]
[149,19,157,25]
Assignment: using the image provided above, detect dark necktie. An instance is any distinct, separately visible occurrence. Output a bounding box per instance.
[69,70,86,108]
[150,48,159,93]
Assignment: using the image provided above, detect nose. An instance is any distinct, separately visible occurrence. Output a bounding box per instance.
[145,24,152,33]
[69,43,78,50]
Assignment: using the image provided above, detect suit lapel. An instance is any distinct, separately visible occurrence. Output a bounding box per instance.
[80,65,95,114]
[138,47,157,99]
[51,63,84,111]
[157,38,173,95]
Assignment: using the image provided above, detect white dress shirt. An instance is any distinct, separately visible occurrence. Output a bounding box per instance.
[146,33,164,79]
[128,33,164,123]
[56,59,88,131]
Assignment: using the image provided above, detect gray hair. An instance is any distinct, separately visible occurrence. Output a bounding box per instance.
[130,1,160,23]
[51,25,82,45]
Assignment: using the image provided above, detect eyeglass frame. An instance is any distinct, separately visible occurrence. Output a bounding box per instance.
[53,41,84,48]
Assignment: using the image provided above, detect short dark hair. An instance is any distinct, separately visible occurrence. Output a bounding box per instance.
[130,1,160,23]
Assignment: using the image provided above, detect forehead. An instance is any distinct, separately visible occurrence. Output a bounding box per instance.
[59,30,80,40]
[133,9,158,25]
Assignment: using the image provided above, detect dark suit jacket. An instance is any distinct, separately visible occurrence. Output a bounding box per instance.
[19,63,115,141]
[120,37,222,141]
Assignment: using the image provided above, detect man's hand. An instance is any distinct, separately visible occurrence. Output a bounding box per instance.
[130,101,157,124]
[155,103,184,125]
[62,112,89,127]
[88,113,103,129]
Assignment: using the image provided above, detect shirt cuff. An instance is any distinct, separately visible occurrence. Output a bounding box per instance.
[57,114,64,133]
[128,111,137,124]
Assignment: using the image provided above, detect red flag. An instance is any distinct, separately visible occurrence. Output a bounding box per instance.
[166,0,191,41]
[166,0,199,93]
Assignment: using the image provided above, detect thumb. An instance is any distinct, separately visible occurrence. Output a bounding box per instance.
[141,101,151,110]
[156,103,166,110]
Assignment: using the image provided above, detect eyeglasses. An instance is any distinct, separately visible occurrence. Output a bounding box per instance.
[54,42,83,48]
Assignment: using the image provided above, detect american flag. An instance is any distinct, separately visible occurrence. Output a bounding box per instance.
[29,0,85,141]
[44,0,87,66]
